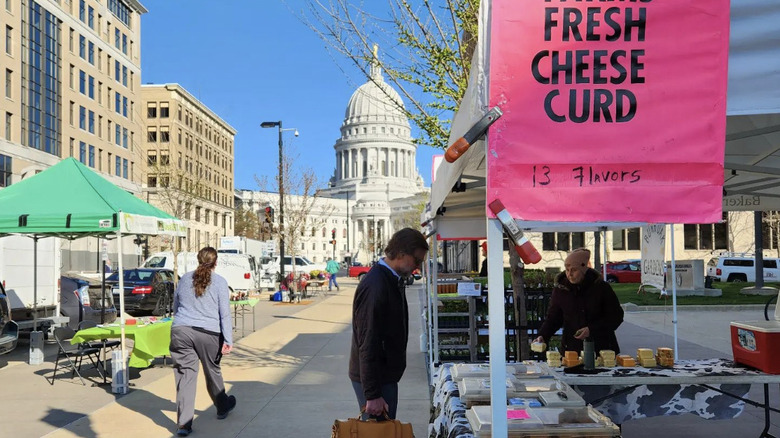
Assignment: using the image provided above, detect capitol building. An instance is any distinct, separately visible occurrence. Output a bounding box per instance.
[236,55,428,265]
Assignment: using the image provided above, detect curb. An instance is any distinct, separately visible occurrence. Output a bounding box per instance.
[622,303,770,312]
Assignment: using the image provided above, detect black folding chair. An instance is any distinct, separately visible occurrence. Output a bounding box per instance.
[50,326,105,386]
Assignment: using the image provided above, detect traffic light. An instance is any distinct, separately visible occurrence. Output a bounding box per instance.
[264,206,274,223]
[331,239,337,245]
[331,228,336,239]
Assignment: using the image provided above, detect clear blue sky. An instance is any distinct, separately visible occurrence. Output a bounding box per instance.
[140,0,441,192]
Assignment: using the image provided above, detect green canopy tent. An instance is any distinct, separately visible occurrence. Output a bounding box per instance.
[0,157,185,389]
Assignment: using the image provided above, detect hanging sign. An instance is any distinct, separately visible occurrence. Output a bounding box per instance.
[641,224,665,289]
[487,1,730,223]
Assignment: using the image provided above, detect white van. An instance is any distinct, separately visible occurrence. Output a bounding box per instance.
[143,252,258,294]
[711,254,780,282]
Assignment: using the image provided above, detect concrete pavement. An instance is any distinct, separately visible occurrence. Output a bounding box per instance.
[2,277,430,438]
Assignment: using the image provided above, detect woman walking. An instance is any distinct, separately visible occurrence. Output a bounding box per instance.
[170,247,236,436]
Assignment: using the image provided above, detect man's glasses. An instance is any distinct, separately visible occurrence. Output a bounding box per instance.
[410,253,424,267]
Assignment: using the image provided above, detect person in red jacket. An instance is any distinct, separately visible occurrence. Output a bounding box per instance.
[349,228,429,420]
[534,248,624,354]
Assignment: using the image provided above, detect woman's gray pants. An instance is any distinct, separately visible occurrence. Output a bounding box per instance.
[170,325,229,429]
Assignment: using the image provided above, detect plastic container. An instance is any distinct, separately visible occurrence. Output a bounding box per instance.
[730,320,780,374]
[465,405,620,437]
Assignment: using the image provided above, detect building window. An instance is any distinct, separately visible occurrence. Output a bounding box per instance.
[122,128,128,148]
[147,150,157,166]
[88,145,95,167]
[88,6,94,29]
[683,215,728,250]
[121,34,127,54]
[160,126,169,143]
[0,154,11,187]
[4,68,10,99]
[108,0,132,27]
[122,65,127,86]
[122,159,128,179]
[88,110,94,134]
[4,112,10,141]
[147,127,157,142]
[115,124,121,145]
[79,0,85,21]
[79,70,85,94]
[763,211,779,250]
[79,106,86,130]
[115,92,121,113]
[612,227,642,251]
[79,34,85,59]
[114,60,120,82]
[147,102,156,118]
[114,28,120,49]
[88,75,94,99]
[147,175,156,187]
[115,156,121,176]
[160,152,169,166]
[79,141,86,163]
[122,96,127,117]
[541,232,585,252]
[88,41,94,64]
[5,26,11,55]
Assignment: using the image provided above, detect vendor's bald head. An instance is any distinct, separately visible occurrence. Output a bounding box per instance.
[564,248,591,284]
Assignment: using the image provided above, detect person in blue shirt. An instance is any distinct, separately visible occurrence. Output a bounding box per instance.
[170,247,236,436]
[326,257,341,291]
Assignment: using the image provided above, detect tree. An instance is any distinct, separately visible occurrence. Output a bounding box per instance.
[234,207,264,240]
[255,147,335,278]
[302,0,480,149]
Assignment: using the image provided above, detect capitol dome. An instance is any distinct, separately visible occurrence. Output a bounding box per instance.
[343,60,410,128]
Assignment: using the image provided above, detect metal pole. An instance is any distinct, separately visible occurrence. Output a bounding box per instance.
[33,236,38,332]
[346,190,350,262]
[277,121,285,282]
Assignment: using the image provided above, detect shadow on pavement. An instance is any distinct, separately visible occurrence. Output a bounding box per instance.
[42,408,97,438]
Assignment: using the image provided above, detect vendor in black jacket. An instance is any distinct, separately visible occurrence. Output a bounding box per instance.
[349,228,429,420]
[535,248,624,354]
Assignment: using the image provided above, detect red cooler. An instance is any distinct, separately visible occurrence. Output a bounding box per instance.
[730,320,780,374]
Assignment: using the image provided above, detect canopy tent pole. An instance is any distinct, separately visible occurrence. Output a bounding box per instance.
[426,237,434,371]
[117,219,128,394]
[33,236,38,332]
[487,218,508,438]
[670,225,679,361]
[431,234,440,366]
[602,229,607,281]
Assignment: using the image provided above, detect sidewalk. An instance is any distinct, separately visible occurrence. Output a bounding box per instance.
[40,278,431,437]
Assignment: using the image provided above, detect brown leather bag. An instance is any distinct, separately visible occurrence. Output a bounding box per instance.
[331,411,414,438]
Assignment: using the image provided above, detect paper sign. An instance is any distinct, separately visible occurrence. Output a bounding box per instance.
[641,224,665,288]
[487,1,730,223]
[457,282,481,296]
[507,409,531,420]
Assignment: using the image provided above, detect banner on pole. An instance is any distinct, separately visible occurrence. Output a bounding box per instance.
[487,1,730,223]
[641,224,666,289]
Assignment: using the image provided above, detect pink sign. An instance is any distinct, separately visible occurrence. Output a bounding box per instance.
[487,1,730,223]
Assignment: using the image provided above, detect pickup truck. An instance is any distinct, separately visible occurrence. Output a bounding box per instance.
[348,265,371,280]
[348,265,422,285]
[263,256,327,278]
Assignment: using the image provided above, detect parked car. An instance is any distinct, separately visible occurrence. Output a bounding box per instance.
[711,254,780,282]
[60,274,118,329]
[107,268,175,316]
[0,281,18,355]
[605,261,641,283]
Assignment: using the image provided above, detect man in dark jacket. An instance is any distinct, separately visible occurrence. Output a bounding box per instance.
[535,248,624,354]
[349,228,429,420]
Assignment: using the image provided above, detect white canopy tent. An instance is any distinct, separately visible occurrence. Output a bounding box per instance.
[426,1,780,436]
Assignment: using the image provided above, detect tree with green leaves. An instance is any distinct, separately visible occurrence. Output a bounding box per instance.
[302,0,480,149]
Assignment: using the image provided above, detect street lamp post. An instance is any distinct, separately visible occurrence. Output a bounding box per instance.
[261,121,298,284]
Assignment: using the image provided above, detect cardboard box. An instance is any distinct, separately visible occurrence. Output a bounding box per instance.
[730,320,780,374]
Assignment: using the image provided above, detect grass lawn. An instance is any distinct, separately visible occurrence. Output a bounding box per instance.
[611,282,779,306]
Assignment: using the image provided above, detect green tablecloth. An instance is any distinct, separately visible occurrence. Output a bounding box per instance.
[72,320,172,368]
[230,298,259,307]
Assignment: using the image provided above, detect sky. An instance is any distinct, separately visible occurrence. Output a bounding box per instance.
[140,0,442,192]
